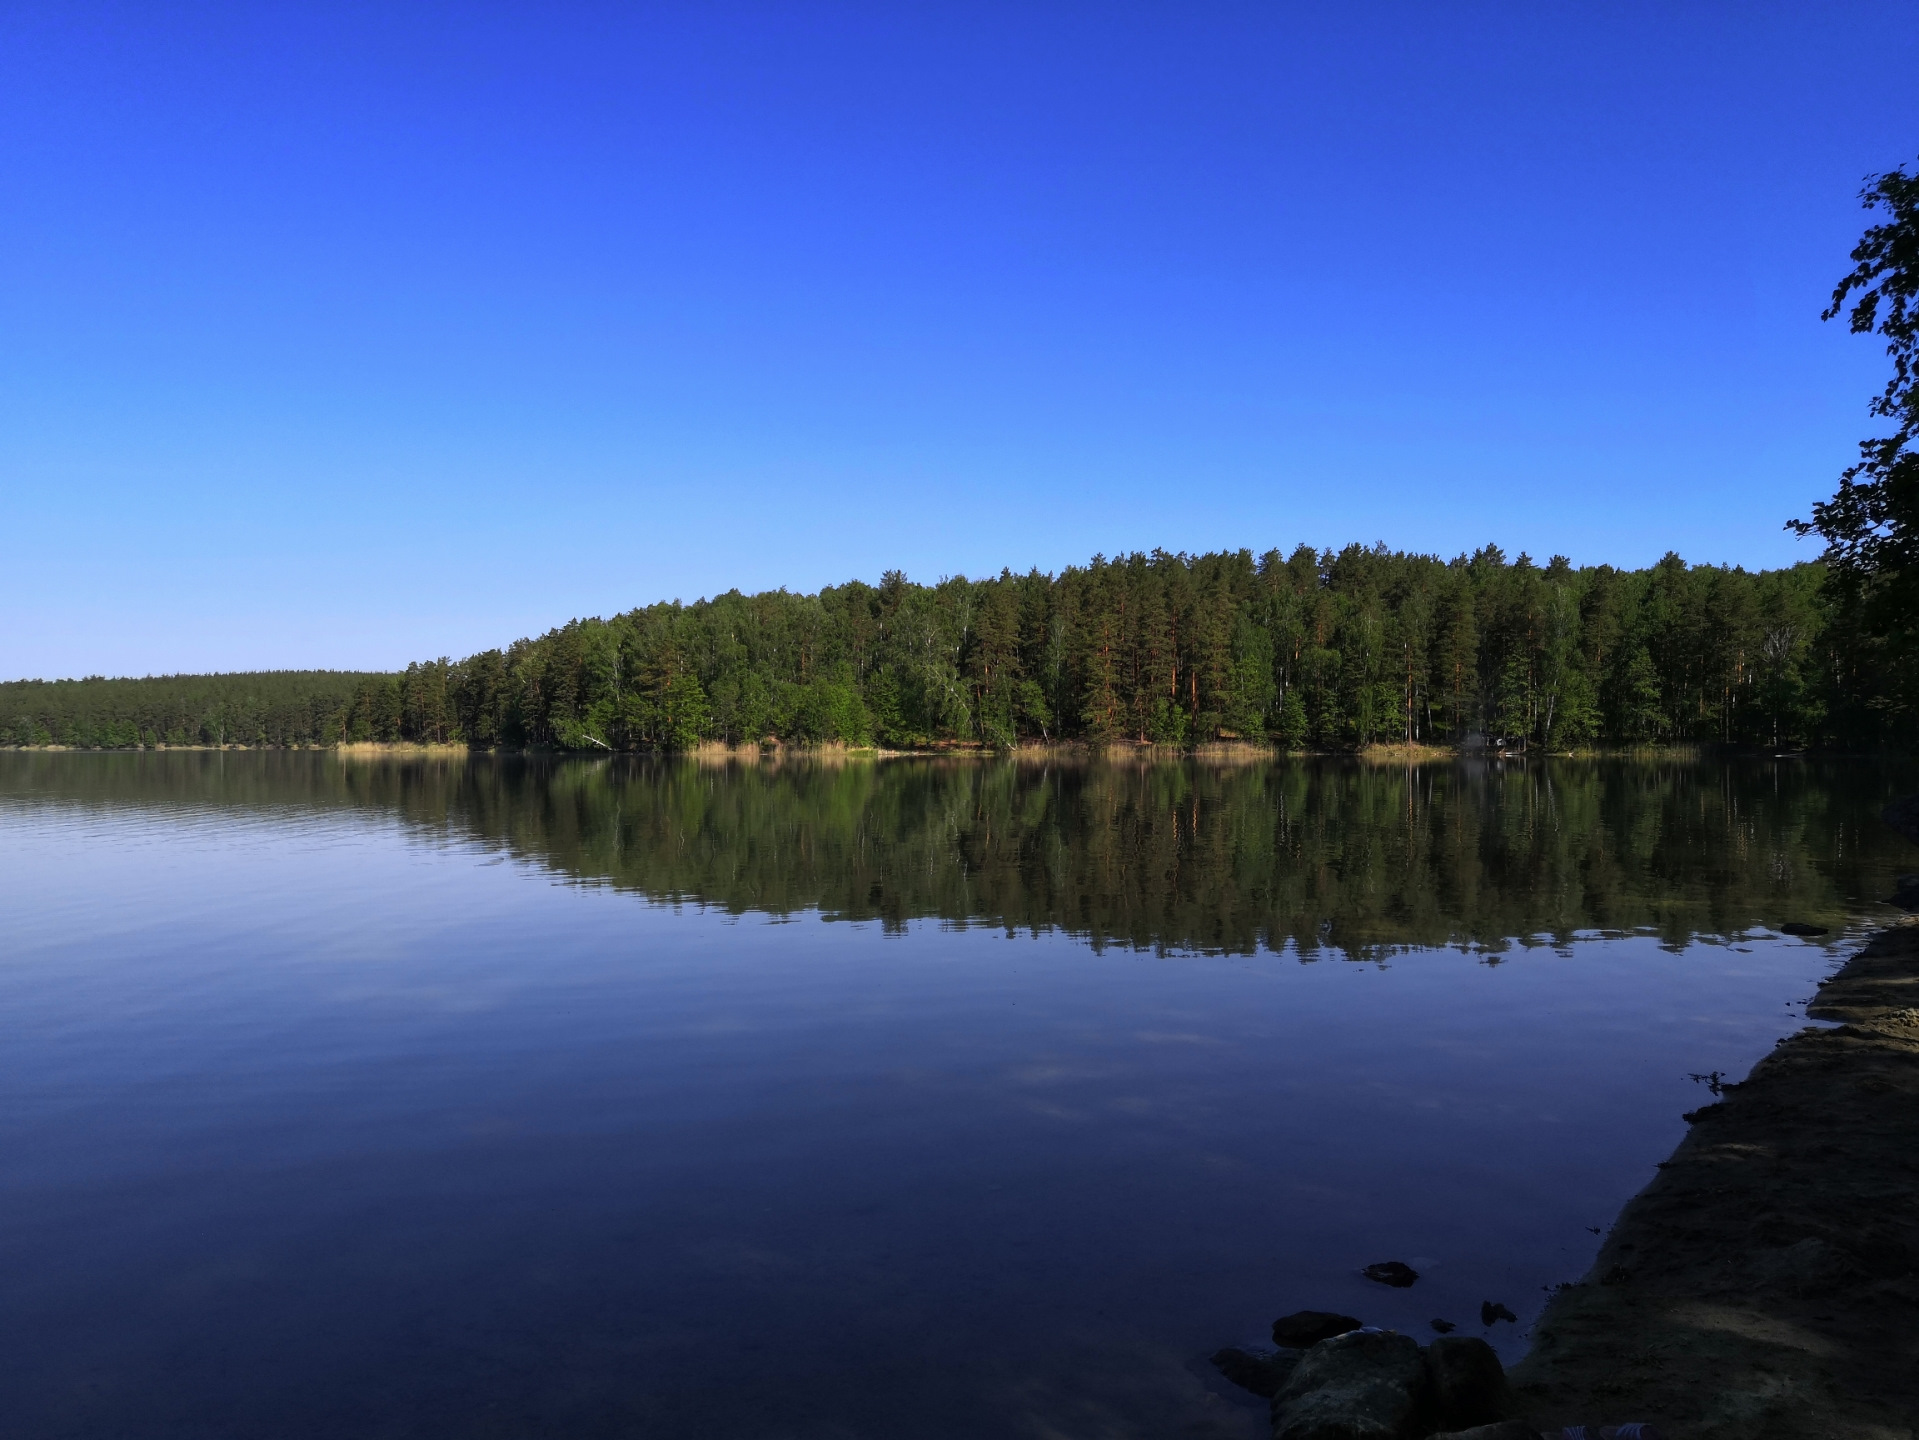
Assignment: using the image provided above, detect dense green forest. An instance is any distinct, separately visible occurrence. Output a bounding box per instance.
[0,670,383,750]
[0,545,1867,751]
[4,750,1906,956]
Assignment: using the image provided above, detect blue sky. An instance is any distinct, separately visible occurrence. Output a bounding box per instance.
[4,2,1917,678]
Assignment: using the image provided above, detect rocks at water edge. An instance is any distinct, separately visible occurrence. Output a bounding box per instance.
[1424,1425,1537,1440]
[1424,1337,1513,1429]
[1266,1328,1518,1439]
[1211,1345,1304,1398]
[1271,1329,1428,1440]
[1780,921,1829,937]
[1273,1311,1365,1347]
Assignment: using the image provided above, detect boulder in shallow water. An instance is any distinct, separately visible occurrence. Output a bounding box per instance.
[1425,1424,1538,1440]
[1272,1310,1363,1347]
[1270,1328,1428,1440]
[1781,921,1828,937]
[1361,1260,1419,1287]
[1424,1335,1513,1429]
[1210,1345,1303,1398]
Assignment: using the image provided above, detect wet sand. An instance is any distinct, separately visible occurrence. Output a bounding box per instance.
[1510,919,1919,1439]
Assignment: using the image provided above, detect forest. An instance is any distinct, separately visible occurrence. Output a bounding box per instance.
[0,670,382,751]
[0,543,1877,752]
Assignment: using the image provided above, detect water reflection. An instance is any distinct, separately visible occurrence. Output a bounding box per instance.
[0,750,1913,1439]
[7,750,1911,952]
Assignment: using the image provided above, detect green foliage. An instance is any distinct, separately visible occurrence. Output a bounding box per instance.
[1792,158,1919,738]
[1274,686,1310,750]
[0,671,381,748]
[0,545,1864,751]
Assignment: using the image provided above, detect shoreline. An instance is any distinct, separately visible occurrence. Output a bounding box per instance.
[0,740,1751,761]
[1510,911,1919,1438]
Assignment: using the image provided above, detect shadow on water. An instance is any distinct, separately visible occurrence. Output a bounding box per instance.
[6,749,1914,954]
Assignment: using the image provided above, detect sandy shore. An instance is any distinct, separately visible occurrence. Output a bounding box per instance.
[1509,918,1919,1438]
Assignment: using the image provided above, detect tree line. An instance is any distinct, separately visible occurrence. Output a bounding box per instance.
[0,545,1865,751]
[0,670,381,750]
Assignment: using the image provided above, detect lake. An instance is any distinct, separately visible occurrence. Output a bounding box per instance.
[1,751,1912,1439]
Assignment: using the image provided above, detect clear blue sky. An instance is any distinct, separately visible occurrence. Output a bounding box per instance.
[5,2,1917,679]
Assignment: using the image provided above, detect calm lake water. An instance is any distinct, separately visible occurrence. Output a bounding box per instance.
[1,751,1913,1439]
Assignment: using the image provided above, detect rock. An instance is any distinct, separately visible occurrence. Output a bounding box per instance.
[1425,1335,1513,1429]
[1429,1318,1456,1333]
[1273,1310,1364,1347]
[1424,1424,1539,1440]
[1781,921,1829,937]
[1887,874,1919,911]
[1479,1300,1517,1326]
[1361,1260,1419,1287]
[1210,1345,1303,1398]
[1271,1328,1428,1440]
[1211,1346,1269,1395]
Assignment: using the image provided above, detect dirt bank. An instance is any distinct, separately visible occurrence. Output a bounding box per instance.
[1510,919,1919,1439]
